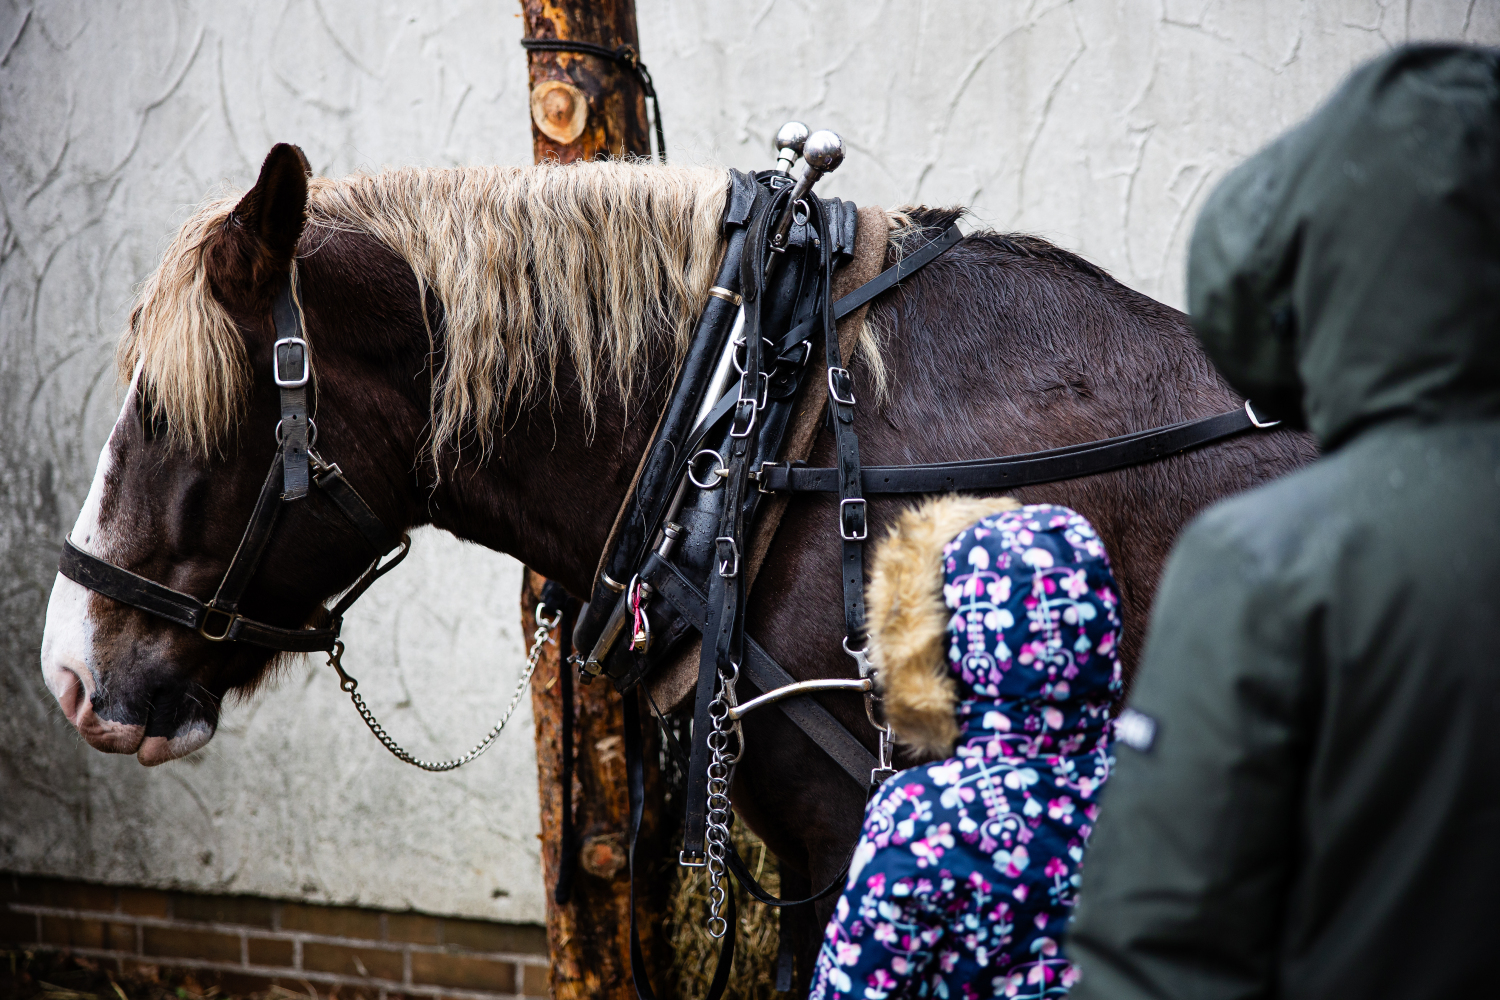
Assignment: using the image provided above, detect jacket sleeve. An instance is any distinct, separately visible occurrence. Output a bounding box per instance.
[1065,509,1317,1000]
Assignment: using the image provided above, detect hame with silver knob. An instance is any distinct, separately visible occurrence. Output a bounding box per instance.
[770,127,846,252]
[773,121,810,173]
[801,129,845,174]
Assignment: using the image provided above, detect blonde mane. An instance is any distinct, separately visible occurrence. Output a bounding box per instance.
[120,161,888,459]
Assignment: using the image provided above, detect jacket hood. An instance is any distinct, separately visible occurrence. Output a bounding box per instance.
[1187,45,1500,449]
[867,496,1122,758]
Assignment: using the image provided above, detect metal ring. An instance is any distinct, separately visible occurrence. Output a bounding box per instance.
[688,449,729,489]
[274,417,318,447]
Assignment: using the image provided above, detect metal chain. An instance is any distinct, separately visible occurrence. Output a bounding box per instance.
[703,658,742,939]
[327,602,563,772]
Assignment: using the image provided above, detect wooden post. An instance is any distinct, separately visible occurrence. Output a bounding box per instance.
[521,0,652,163]
[520,5,662,997]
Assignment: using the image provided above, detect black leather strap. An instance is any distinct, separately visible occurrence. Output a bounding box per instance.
[834,223,962,318]
[640,554,879,786]
[815,198,869,649]
[59,538,343,653]
[211,452,287,613]
[272,279,311,501]
[625,691,736,1000]
[767,224,963,362]
[313,460,396,556]
[761,405,1269,494]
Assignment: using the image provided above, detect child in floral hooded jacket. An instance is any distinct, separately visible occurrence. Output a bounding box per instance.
[810,497,1122,1000]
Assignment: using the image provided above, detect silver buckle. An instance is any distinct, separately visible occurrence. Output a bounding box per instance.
[827,366,856,406]
[679,850,707,867]
[715,536,740,578]
[840,497,868,541]
[729,398,757,439]
[273,336,309,388]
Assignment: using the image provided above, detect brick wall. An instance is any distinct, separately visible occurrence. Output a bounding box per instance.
[0,873,549,999]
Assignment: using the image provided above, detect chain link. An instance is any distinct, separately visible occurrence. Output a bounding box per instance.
[703,658,742,939]
[328,602,563,772]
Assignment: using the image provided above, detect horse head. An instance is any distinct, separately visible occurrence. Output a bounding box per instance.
[41,144,431,765]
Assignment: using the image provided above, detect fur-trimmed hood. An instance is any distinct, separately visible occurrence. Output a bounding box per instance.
[866,496,1123,757]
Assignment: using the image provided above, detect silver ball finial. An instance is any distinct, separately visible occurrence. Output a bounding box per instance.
[802,130,845,173]
[774,121,810,154]
[774,121,810,173]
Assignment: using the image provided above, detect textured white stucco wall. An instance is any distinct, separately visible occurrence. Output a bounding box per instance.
[2,1,1496,926]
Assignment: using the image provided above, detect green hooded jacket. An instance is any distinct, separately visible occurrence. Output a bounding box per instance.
[1067,45,1500,1000]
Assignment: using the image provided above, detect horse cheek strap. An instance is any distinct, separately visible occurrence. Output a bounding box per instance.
[273,277,311,501]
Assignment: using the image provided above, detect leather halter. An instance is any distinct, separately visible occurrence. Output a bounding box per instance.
[57,274,407,656]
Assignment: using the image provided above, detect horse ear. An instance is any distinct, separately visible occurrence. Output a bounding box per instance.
[231,143,312,272]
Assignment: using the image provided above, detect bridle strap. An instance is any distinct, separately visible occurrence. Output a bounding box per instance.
[60,538,344,653]
[759,403,1277,493]
[57,269,405,655]
[273,276,312,500]
[210,451,287,614]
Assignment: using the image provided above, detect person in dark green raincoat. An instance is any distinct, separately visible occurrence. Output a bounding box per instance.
[1066,45,1500,1000]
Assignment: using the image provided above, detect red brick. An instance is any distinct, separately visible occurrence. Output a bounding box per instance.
[278,902,383,940]
[409,951,517,992]
[17,876,116,912]
[41,916,106,949]
[142,926,243,963]
[520,962,550,997]
[103,921,140,952]
[171,893,276,928]
[301,941,404,982]
[384,912,441,945]
[441,919,547,955]
[0,905,38,943]
[117,888,171,918]
[246,936,295,967]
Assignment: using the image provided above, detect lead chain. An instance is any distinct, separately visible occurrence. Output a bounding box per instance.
[329,603,563,772]
[703,658,742,939]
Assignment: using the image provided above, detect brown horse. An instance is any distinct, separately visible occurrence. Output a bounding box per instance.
[40,144,1313,979]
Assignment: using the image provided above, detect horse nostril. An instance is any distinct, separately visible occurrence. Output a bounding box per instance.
[47,664,88,726]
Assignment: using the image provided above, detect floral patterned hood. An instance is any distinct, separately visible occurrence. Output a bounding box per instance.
[866,496,1123,758]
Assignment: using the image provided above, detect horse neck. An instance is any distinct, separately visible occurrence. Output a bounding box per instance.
[424,358,671,598]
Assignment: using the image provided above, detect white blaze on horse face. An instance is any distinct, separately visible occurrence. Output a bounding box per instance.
[40,371,143,753]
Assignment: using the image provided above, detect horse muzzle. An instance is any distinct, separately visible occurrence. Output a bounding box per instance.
[41,572,218,765]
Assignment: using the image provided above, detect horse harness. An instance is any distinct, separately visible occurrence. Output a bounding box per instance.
[57,160,1284,998]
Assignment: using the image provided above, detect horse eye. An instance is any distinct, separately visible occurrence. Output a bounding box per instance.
[141,401,169,441]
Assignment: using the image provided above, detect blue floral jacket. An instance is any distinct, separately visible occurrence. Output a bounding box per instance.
[810,505,1122,999]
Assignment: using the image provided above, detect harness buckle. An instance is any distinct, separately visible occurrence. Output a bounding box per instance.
[840,497,868,541]
[729,398,757,439]
[1245,400,1281,429]
[757,461,780,494]
[273,337,309,388]
[199,605,240,642]
[827,366,856,407]
[679,850,707,867]
[714,536,741,578]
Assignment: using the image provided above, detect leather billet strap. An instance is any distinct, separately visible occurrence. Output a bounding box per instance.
[760,404,1274,494]
[272,276,312,501]
[814,197,869,649]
